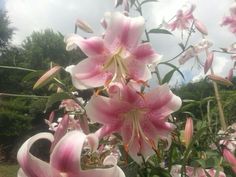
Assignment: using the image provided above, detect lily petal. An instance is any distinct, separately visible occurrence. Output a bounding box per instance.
[86,95,131,125]
[125,59,152,81]
[145,84,182,116]
[68,57,110,89]
[78,37,106,56]
[17,133,60,177]
[50,131,86,175]
[50,114,69,152]
[131,43,160,64]
[104,12,144,50]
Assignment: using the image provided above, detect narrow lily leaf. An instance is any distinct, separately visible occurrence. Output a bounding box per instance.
[150,167,171,177]
[181,127,208,176]
[130,0,136,7]
[207,74,233,86]
[33,66,62,90]
[178,43,185,51]
[182,99,197,103]
[162,69,175,84]
[46,92,71,109]
[159,62,185,79]
[148,28,173,35]
[182,111,196,119]
[140,0,158,6]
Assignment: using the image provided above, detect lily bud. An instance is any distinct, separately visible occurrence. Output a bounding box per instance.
[75,18,93,33]
[227,68,234,81]
[204,52,214,74]
[184,117,193,147]
[33,66,61,89]
[194,19,208,35]
[208,74,233,86]
[223,148,236,173]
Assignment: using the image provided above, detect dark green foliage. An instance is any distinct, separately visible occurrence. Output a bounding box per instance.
[21,29,85,69]
[0,10,14,49]
[0,23,87,162]
[173,77,236,129]
[173,79,214,121]
[0,110,31,136]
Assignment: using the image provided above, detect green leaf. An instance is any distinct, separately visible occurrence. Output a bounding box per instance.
[150,167,171,177]
[191,159,206,167]
[182,99,197,103]
[148,28,173,35]
[159,62,185,80]
[162,69,175,84]
[182,111,196,119]
[181,127,208,176]
[130,0,136,7]
[140,0,158,6]
[46,92,71,109]
[22,70,44,82]
[205,157,217,168]
[178,43,185,51]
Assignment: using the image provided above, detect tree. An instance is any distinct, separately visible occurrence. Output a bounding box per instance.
[22,29,85,69]
[0,10,14,50]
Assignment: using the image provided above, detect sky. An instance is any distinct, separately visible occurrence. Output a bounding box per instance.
[3,0,236,86]
[0,0,5,9]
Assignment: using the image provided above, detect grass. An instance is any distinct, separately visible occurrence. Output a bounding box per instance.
[0,163,18,177]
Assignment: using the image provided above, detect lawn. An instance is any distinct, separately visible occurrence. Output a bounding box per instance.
[0,163,18,177]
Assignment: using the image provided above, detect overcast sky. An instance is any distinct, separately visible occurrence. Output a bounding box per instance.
[2,0,236,85]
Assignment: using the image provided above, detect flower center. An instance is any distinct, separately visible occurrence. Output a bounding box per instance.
[102,48,129,83]
[124,108,151,153]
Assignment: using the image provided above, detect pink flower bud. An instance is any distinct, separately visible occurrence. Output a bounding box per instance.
[223,148,236,173]
[184,117,193,147]
[100,18,107,29]
[33,66,61,89]
[208,74,233,86]
[227,68,234,81]
[204,52,214,74]
[75,18,93,33]
[194,19,208,35]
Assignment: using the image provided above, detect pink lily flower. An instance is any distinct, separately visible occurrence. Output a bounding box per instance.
[59,99,82,112]
[170,165,226,177]
[223,147,236,173]
[86,84,181,163]
[17,131,125,177]
[169,4,196,31]
[114,0,129,12]
[65,12,160,90]
[179,39,213,65]
[221,3,236,35]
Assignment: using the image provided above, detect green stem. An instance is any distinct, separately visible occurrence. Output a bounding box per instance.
[0,92,49,98]
[210,69,227,130]
[202,36,227,130]
[154,66,162,84]
[202,32,227,130]
[0,65,36,72]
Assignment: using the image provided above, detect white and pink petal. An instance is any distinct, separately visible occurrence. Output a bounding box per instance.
[104,12,145,51]
[131,43,160,64]
[17,133,60,177]
[67,57,109,89]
